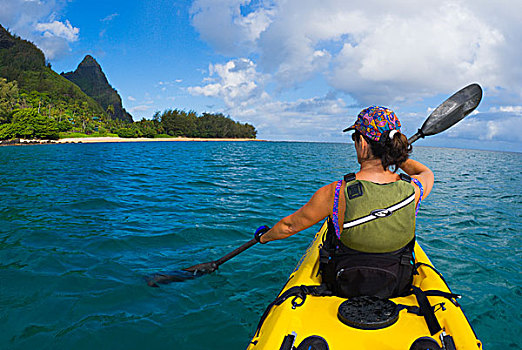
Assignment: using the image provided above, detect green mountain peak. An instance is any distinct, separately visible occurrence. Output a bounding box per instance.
[80,54,99,66]
[62,55,133,122]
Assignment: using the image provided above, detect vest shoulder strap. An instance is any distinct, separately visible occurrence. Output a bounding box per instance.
[344,173,411,183]
[399,173,411,182]
[332,180,343,239]
[344,172,356,182]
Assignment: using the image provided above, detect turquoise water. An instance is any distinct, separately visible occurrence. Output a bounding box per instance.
[1,142,520,349]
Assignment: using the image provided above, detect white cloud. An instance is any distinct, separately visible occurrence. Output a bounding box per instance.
[187,0,522,149]
[329,2,506,105]
[446,113,522,143]
[190,0,522,105]
[130,105,154,113]
[188,58,268,109]
[190,0,275,55]
[188,58,349,140]
[156,80,183,90]
[35,20,79,42]
[239,94,350,141]
[101,13,119,22]
[489,106,522,114]
[128,94,155,116]
[0,0,79,59]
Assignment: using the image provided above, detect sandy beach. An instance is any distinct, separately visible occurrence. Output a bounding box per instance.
[0,137,265,146]
[56,137,265,143]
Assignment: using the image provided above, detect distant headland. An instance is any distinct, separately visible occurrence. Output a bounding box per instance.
[0,24,257,143]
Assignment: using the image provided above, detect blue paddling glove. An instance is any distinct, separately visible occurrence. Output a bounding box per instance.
[254,225,271,244]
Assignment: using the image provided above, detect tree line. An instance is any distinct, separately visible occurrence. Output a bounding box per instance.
[114,109,256,139]
[0,78,257,140]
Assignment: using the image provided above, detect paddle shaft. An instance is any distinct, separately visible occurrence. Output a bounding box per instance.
[408,132,423,145]
[214,238,258,267]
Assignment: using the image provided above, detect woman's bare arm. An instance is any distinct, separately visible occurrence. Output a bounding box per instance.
[399,159,434,200]
[259,183,335,243]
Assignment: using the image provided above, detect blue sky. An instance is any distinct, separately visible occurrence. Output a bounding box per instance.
[1,0,521,152]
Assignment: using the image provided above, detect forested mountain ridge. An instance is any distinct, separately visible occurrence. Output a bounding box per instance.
[0,24,105,118]
[62,55,133,122]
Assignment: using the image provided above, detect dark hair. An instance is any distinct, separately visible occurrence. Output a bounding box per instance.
[353,130,412,172]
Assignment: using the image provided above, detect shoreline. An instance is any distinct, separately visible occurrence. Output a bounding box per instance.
[0,137,265,145]
[57,137,265,143]
[2,138,519,153]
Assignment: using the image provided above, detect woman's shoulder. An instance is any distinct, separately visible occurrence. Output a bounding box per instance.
[312,179,344,200]
[324,180,343,192]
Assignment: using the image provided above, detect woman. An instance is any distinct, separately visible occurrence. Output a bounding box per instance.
[255,106,434,298]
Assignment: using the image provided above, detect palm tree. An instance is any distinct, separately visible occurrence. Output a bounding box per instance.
[106,104,115,120]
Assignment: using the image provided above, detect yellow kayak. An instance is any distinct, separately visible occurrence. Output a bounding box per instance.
[247,220,482,350]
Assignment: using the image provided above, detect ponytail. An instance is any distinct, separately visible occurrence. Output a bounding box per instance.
[354,130,412,171]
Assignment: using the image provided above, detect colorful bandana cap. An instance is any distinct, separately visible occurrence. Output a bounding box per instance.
[343,106,401,141]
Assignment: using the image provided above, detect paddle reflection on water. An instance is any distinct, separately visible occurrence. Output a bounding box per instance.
[146,261,217,287]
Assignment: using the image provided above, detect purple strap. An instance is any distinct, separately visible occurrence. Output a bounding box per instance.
[332,179,342,239]
[411,177,424,216]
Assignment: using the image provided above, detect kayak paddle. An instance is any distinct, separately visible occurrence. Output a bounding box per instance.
[146,84,483,287]
[408,83,482,144]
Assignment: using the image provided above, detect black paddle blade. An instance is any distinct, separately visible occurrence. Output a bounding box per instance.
[423,84,482,136]
[145,271,200,287]
[145,261,218,287]
[408,84,482,144]
[182,261,218,274]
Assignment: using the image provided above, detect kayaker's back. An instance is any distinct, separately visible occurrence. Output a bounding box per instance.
[247,220,482,350]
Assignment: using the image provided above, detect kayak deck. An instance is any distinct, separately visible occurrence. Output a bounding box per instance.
[247,220,482,350]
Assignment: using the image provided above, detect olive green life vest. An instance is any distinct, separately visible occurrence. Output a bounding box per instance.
[340,176,416,253]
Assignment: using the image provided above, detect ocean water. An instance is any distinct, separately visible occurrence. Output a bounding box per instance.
[0,141,520,350]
